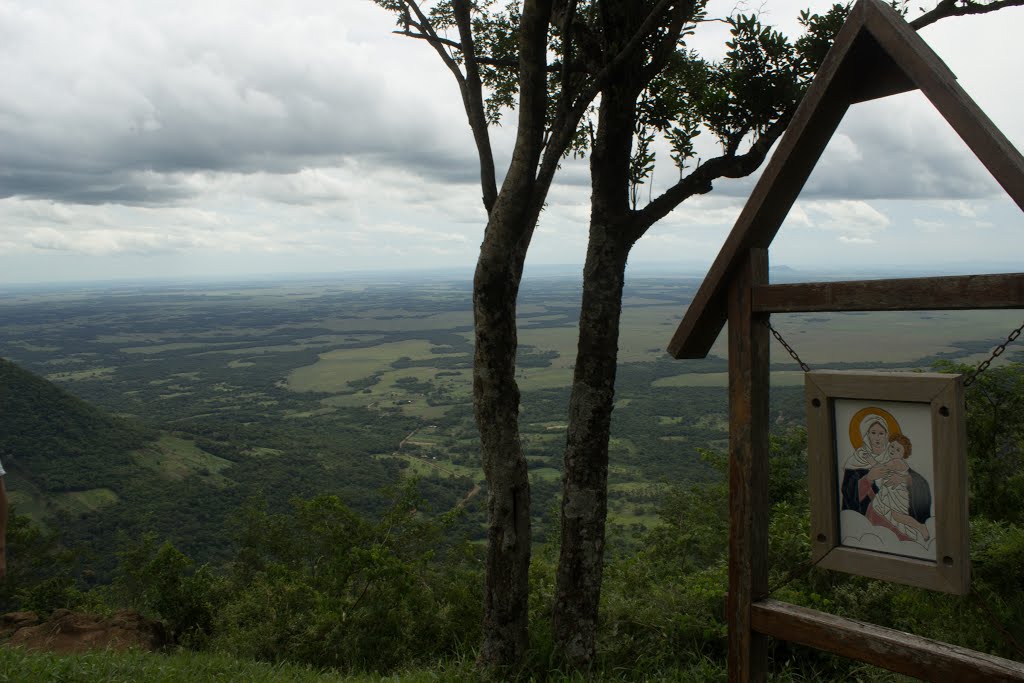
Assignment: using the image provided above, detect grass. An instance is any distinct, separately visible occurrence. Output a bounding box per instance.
[132,435,233,484]
[529,466,562,482]
[6,478,120,520]
[321,311,471,334]
[608,481,667,494]
[391,453,481,480]
[315,363,468,419]
[45,367,115,382]
[518,366,574,391]
[0,646,752,683]
[120,342,236,354]
[0,648,349,683]
[57,488,120,514]
[9,341,61,352]
[652,370,806,388]
[247,446,285,458]
[288,340,447,393]
[607,510,662,529]
[766,310,1020,364]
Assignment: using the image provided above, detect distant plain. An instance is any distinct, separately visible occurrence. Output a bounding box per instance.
[2,272,1020,543]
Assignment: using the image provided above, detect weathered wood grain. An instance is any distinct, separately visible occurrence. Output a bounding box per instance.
[804,375,838,565]
[727,249,770,682]
[752,273,1024,313]
[752,600,1024,682]
[932,379,969,593]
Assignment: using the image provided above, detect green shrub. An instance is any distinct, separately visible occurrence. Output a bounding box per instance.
[110,534,221,646]
[211,485,482,672]
[0,511,83,615]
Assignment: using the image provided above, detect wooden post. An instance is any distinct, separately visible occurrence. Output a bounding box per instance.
[727,248,770,682]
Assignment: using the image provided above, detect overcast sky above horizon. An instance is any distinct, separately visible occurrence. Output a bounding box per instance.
[1,1,1022,284]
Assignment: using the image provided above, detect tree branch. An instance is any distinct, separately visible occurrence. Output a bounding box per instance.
[538,0,682,190]
[642,0,701,82]
[557,0,579,123]
[394,28,463,52]
[592,0,677,93]
[389,1,502,215]
[627,0,1023,238]
[453,0,498,213]
[631,109,794,241]
[394,30,589,72]
[910,0,1024,30]
[401,0,467,88]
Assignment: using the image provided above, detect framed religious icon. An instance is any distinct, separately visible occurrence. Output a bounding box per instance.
[805,370,969,594]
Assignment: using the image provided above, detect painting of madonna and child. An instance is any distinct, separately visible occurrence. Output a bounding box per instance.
[834,400,936,562]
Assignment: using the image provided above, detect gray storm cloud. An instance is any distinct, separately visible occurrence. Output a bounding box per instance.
[0,1,479,205]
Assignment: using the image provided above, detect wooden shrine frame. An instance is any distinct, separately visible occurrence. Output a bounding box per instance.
[805,371,969,595]
[666,0,1024,680]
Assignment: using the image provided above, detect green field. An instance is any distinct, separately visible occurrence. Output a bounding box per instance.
[133,435,234,484]
[1,273,1020,554]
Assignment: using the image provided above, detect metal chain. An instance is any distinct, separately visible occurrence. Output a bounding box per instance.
[762,316,1024,384]
[759,314,1024,658]
[963,318,1024,387]
[762,318,811,373]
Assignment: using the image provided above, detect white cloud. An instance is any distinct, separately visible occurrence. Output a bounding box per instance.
[787,200,891,245]
[913,218,948,234]
[0,0,1023,281]
[936,200,980,219]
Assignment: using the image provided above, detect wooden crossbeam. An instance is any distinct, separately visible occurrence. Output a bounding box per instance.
[752,600,1024,682]
[752,273,1024,313]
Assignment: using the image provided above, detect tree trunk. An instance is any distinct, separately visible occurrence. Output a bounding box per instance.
[553,227,630,667]
[471,182,541,664]
[553,76,638,669]
[473,117,550,671]
[474,226,532,667]
[473,0,554,668]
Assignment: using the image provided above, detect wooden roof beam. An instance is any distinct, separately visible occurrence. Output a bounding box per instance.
[667,0,1024,360]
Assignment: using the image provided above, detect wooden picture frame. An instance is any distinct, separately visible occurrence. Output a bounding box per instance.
[805,371,969,594]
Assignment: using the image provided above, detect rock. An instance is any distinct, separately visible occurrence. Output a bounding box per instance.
[0,611,40,639]
[4,609,167,654]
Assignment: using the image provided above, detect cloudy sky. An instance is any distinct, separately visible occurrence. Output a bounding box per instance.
[1,1,1022,284]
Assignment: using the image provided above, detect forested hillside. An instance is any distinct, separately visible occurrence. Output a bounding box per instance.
[1,280,1022,680]
[0,357,153,490]
[0,357,439,577]
[0,357,160,526]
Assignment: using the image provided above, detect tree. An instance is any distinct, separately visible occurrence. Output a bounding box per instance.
[552,7,833,664]
[372,0,690,666]
[936,360,1024,522]
[370,0,1024,670]
[553,1,1023,666]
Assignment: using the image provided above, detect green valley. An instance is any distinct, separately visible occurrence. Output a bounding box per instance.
[1,273,1023,679]
[2,274,1020,557]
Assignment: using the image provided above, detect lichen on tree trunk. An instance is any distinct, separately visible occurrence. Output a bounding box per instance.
[553,229,630,667]
[553,72,639,669]
[473,236,532,667]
